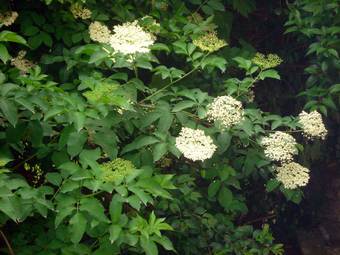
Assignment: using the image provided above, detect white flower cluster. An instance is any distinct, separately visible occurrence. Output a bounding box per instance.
[261,131,298,163]
[0,11,18,26]
[89,20,155,56]
[70,3,92,20]
[11,51,35,74]
[109,20,155,55]
[276,162,310,189]
[298,111,327,140]
[88,21,111,44]
[206,96,244,129]
[175,127,216,161]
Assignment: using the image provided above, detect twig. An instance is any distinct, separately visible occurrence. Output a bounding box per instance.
[139,53,210,103]
[243,214,276,225]
[0,230,15,255]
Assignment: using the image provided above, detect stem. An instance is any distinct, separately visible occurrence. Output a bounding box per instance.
[140,53,210,103]
[51,179,67,201]
[12,135,58,170]
[192,0,210,15]
[0,230,15,255]
[140,68,198,103]
[83,191,104,198]
[133,65,138,79]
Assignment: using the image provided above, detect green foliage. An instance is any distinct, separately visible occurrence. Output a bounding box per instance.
[0,0,328,254]
[286,0,340,115]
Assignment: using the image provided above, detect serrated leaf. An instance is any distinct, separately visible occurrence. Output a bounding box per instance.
[109,225,122,243]
[153,143,167,162]
[67,130,87,158]
[109,196,122,224]
[121,136,159,154]
[172,100,196,112]
[140,236,158,255]
[152,235,175,251]
[218,186,233,209]
[0,44,10,63]
[0,31,27,45]
[72,112,86,132]
[208,180,221,198]
[0,98,17,127]
[80,197,109,223]
[45,172,62,186]
[266,179,280,192]
[69,212,87,243]
[259,69,280,80]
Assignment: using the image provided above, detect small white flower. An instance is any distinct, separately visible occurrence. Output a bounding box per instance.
[175,127,216,161]
[11,51,35,74]
[206,96,244,129]
[109,20,155,55]
[70,3,92,20]
[276,162,310,189]
[298,111,327,140]
[0,11,18,26]
[88,21,111,44]
[261,131,298,163]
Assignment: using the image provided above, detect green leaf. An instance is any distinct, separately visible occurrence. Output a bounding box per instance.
[218,186,233,209]
[55,204,75,227]
[128,186,152,205]
[172,100,196,112]
[208,180,221,198]
[127,195,141,210]
[330,84,340,94]
[80,197,109,223]
[28,34,42,49]
[69,212,87,243]
[0,31,27,45]
[158,112,173,132]
[67,130,87,158]
[72,112,86,132]
[140,236,158,255]
[15,97,35,113]
[152,235,175,251]
[45,172,62,186]
[40,31,52,47]
[0,44,10,63]
[266,179,280,192]
[43,107,65,121]
[0,197,22,222]
[22,26,39,36]
[121,136,160,154]
[109,196,123,224]
[0,146,13,166]
[108,225,122,244]
[0,98,18,126]
[259,69,280,80]
[150,43,170,53]
[153,143,167,162]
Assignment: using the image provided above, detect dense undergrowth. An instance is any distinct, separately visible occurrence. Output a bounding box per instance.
[0,0,339,254]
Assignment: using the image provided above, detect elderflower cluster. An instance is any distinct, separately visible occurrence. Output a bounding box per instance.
[70,3,92,20]
[101,158,135,183]
[193,31,227,52]
[206,96,244,129]
[11,51,35,74]
[261,131,298,163]
[109,20,155,55]
[24,163,43,186]
[276,162,310,189]
[298,111,327,140]
[252,53,283,69]
[88,21,111,44]
[0,11,18,26]
[175,127,217,161]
